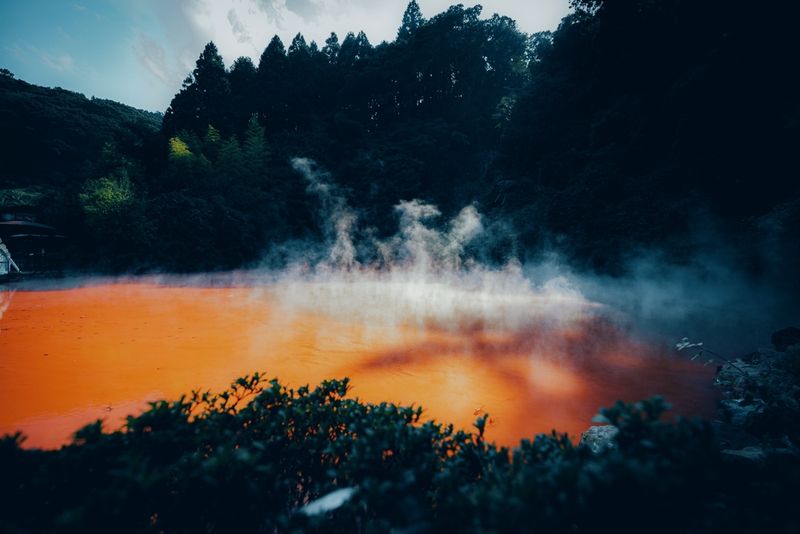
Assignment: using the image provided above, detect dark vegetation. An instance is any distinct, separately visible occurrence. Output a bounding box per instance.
[1,374,798,533]
[0,72,162,268]
[1,0,797,273]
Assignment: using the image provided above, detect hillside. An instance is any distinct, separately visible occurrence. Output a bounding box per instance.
[0,72,162,191]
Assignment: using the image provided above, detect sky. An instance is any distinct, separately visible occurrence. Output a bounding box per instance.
[0,1,570,112]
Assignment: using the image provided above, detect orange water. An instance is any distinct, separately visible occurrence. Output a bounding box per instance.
[0,282,717,448]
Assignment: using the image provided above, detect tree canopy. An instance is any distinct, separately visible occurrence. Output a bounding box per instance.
[1,0,797,274]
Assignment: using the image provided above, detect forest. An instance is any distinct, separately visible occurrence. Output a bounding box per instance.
[1,0,797,274]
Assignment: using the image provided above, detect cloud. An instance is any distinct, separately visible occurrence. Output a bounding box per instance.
[285,0,321,23]
[227,9,252,44]
[134,33,177,86]
[7,42,76,73]
[5,43,28,63]
[71,2,105,21]
[253,0,284,22]
[35,49,75,72]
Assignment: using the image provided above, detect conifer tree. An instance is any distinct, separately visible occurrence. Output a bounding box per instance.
[397,1,425,42]
[322,32,340,63]
[258,35,287,74]
[242,115,267,185]
[257,36,289,130]
[288,33,310,59]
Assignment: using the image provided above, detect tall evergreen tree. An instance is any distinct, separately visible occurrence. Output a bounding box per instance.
[258,35,287,73]
[193,42,226,89]
[288,33,310,59]
[163,42,231,136]
[322,32,340,63]
[229,56,258,132]
[193,42,231,131]
[242,115,267,184]
[338,31,373,67]
[257,36,289,131]
[229,57,257,92]
[397,1,425,42]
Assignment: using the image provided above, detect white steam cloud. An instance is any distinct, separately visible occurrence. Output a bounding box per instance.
[276,157,798,353]
[275,158,597,332]
[0,289,13,326]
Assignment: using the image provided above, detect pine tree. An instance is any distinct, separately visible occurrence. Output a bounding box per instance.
[164,41,231,138]
[258,36,287,73]
[183,42,231,134]
[397,1,425,42]
[338,31,373,66]
[242,115,267,185]
[193,42,226,88]
[288,33,310,59]
[257,36,288,130]
[216,137,244,182]
[204,125,222,160]
[322,32,340,63]
[229,57,258,132]
[229,57,257,92]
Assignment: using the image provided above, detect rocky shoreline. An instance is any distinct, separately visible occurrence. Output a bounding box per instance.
[581,327,800,460]
[713,327,800,462]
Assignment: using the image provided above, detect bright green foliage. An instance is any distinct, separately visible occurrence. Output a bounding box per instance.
[168,137,192,160]
[203,125,222,155]
[78,169,153,270]
[79,175,135,220]
[1,376,798,533]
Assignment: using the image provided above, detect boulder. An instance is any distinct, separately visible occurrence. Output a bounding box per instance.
[719,399,765,429]
[580,425,618,454]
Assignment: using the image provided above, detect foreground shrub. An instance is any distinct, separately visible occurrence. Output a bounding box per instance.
[1,374,798,533]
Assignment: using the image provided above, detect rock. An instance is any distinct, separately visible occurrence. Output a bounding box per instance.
[721,446,767,463]
[772,327,800,352]
[580,425,618,454]
[719,399,765,429]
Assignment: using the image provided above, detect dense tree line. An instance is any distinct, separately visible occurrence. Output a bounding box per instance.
[0,72,162,268]
[1,0,797,272]
[497,0,800,270]
[160,2,528,242]
[0,72,161,190]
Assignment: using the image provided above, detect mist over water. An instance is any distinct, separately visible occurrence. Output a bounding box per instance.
[4,156,793,356]
[266,157,796,356]
[261,158,599,338]
[1,158,795,448]
[0,289,13,323]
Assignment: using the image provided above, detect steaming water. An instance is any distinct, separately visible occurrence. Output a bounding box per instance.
[0,276,717,449]
[0,162,732,448]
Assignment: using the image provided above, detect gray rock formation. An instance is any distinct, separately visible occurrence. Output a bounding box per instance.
[579,425,618,454]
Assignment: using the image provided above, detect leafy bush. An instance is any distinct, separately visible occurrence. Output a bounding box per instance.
[1,374,799,533]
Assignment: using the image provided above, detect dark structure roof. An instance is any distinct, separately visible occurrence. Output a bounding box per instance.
[0,220,63,238]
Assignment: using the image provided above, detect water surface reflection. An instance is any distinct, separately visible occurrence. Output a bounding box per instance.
[0,281,717,448]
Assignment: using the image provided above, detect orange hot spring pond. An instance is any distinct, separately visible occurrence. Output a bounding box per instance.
[0,279,718,449]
